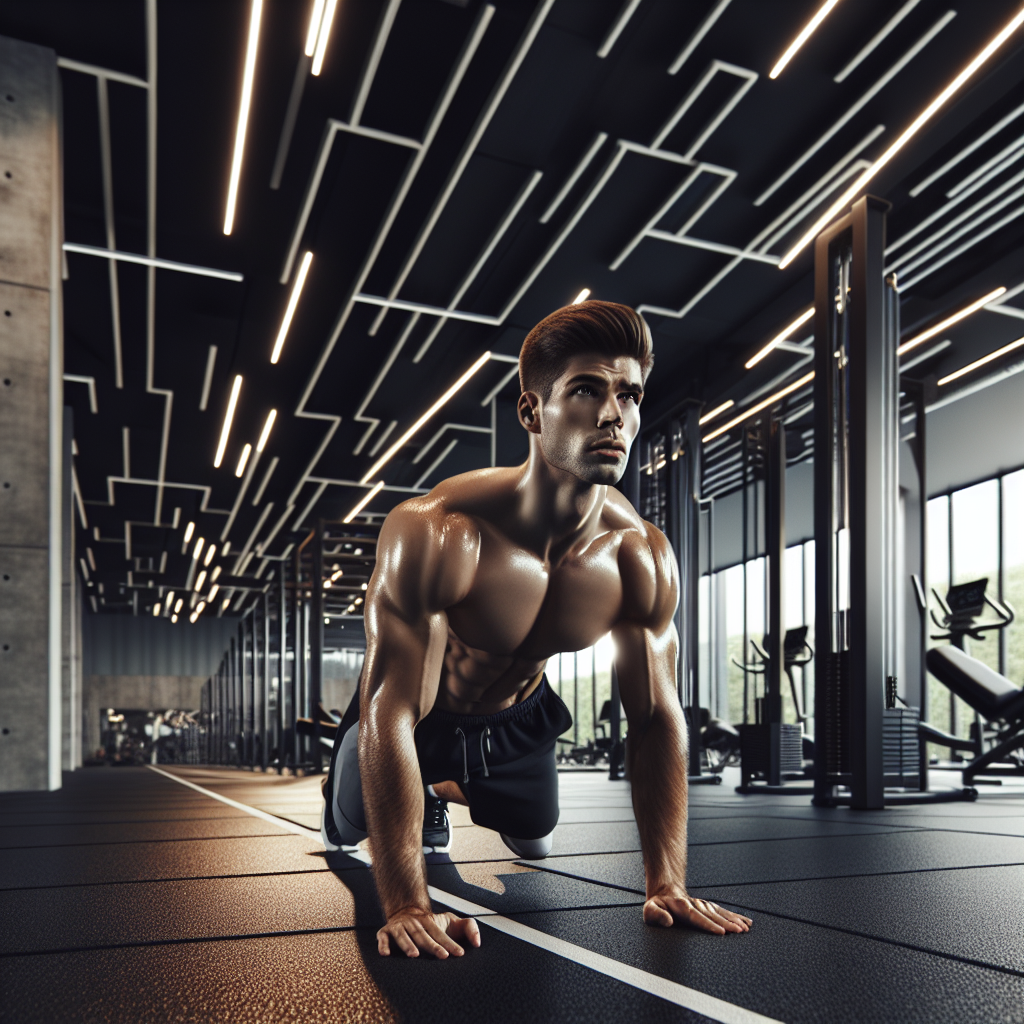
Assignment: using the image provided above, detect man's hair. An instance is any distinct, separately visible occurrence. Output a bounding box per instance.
[518,300,654,400]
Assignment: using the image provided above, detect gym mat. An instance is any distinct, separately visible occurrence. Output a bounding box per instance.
[703,864,1024,972]
[0,816,292,849]
[506,905,1024,1024]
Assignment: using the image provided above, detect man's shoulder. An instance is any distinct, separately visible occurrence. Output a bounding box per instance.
[386,467,515,539]
[602,493,677,626]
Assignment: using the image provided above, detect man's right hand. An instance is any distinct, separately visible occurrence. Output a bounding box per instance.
[376,908,481,958]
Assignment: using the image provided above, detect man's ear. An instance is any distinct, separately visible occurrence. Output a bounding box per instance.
[518,391,542,435]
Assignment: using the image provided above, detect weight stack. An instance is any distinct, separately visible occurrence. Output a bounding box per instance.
[739,723,803,784]
[883,707,920,787]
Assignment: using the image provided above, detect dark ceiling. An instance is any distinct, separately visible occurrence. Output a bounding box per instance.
[1,0,1022,616]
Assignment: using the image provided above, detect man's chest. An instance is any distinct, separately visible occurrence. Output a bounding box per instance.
[445,530,625,659]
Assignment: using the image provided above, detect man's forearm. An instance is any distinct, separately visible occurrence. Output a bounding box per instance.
[627,706,690,895]
[359,715,431,917]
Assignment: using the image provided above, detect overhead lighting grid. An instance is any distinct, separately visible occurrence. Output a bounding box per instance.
[778,7,1024,269]
[769,0,843,80]
[937,334,1024,386]
[223,0,264,235]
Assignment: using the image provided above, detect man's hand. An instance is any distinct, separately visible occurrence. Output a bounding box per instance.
[643,894,751,935]
[376,908,482,958]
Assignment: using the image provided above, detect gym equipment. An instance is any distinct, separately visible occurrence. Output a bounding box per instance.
[914,576,1021,784]
[733,627,815,791]
[923,645,1024,785]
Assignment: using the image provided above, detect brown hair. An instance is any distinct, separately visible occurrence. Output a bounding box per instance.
[518,300,653,400]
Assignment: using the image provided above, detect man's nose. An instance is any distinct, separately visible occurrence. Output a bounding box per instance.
[597,393,623,428]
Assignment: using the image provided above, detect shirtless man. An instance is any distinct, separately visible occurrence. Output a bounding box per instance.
[321,300,752,958]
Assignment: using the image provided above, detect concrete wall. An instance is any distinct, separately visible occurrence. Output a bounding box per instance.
[926,372,1024,496]
[0,36,62,792]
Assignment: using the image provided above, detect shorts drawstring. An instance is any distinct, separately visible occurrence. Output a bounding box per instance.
[455,726,491,782]
[455,727,469,784]
[480,727,491,778]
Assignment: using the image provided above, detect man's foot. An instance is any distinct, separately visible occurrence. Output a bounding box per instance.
[423,790,452,853]
[320,769,361,853]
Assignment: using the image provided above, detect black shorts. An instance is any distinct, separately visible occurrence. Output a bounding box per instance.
[331,675,572,841]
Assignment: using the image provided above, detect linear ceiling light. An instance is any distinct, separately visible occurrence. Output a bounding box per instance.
[195,570,207,593]
[770,0,843,79]
[165,591,175,614]
[311,0,339,75]
[343,481,384,524]
[215,375,243,467]
[203,544,217,567]
[209,584,220,602]
[211,565,222,582]
[779,7,1024,269]
[896,287,1005,355]
[152,603,161,617]
[223,0,264,235]
[171,614,179,624]
[938,334,1024,386]
[271,252,312,363]
[360,351,493,483]
[745,308,814,368]
[703,371,815,443]
[256,409,277,451]
[193,538,205,561]
[235,443,252,478]
[304,0,326,54]
[572,288,592,304]
[174,597,184,614]
[183,521,195,543]
[698,399,735,425]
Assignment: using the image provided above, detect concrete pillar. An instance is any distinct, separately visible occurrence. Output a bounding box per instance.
[0,36,63,792]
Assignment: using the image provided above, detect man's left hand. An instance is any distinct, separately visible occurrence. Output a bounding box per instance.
[643,895,751,934]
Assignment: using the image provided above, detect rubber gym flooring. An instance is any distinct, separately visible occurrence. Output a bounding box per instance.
[1,765,1023,1023]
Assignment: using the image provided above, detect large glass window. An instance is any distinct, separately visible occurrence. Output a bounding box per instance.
[1002,470,1024,685]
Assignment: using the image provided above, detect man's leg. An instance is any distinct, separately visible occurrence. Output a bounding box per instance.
[322,722,369,850]
[499,832,553,858]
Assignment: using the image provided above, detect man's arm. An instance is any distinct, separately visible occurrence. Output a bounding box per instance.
[613,522,751,935]
[360,501,481,958]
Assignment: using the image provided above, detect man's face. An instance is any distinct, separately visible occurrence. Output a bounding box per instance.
[522,352,644,485]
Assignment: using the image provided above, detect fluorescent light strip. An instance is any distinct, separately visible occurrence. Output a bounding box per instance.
[343,481,384,524]
[572,288,592,304]
[938,335,1024,386]
[215,375,243,467]
[195,570,207,592]
[193,538,205,561]
[183,521,195,542]
[271,252,312,363]
[235,443,252,478]
[698,399,735,425]
[897,287,1005,356]
[833,0,920,83]
[152,603,161,617]
[360,352,493,483]
[204,544,217,567]
[745,308,814,368]
[770,0,843,79]
[304,0,326,54]
[703,371,815,443]
[779,7,1024,270]
[311,0,338,75]
[223,0,264,235]
[256,409,277,451]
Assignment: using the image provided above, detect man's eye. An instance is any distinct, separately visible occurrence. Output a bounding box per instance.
[620,393,639,403]
[574,385,595,396]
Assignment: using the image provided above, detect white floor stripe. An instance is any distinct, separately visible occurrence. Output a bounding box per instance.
[150,766,782,1024]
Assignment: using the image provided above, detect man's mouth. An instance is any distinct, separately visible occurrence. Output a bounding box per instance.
[589,439,626,456]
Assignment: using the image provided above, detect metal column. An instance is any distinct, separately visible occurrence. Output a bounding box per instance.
[813,195,896,810]
[278,565,287,772]
[310,522,325,770]
[765,419,786,787]
[262,588,270,772]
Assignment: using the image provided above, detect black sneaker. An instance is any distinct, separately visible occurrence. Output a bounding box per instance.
[422,790,452,853]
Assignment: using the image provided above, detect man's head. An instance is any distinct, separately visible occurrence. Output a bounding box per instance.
[517,301,653,486]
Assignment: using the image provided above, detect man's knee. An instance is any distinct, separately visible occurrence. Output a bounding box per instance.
[500,831,553,859]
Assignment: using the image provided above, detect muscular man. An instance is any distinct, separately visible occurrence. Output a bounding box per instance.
[322,301,752,958]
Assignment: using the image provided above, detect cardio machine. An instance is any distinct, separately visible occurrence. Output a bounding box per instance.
[918,578,1024,786]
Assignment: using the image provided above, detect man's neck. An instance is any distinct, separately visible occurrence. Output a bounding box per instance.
[510,441,605,560]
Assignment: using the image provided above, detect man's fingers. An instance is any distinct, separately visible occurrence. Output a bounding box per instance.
[376,929,391,956]
[694,900,744,933]
[448,915,482,948]
[686,903,727,935]
[642,899,675,928]
[389,925,421,958]
[419,919,467,958]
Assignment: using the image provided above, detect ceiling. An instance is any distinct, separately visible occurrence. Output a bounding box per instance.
[1,0,1022,616]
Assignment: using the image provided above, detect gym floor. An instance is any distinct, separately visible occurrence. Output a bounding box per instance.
[1,767,1023,1024]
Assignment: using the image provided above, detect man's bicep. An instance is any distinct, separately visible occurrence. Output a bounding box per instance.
[612,617,680,726]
